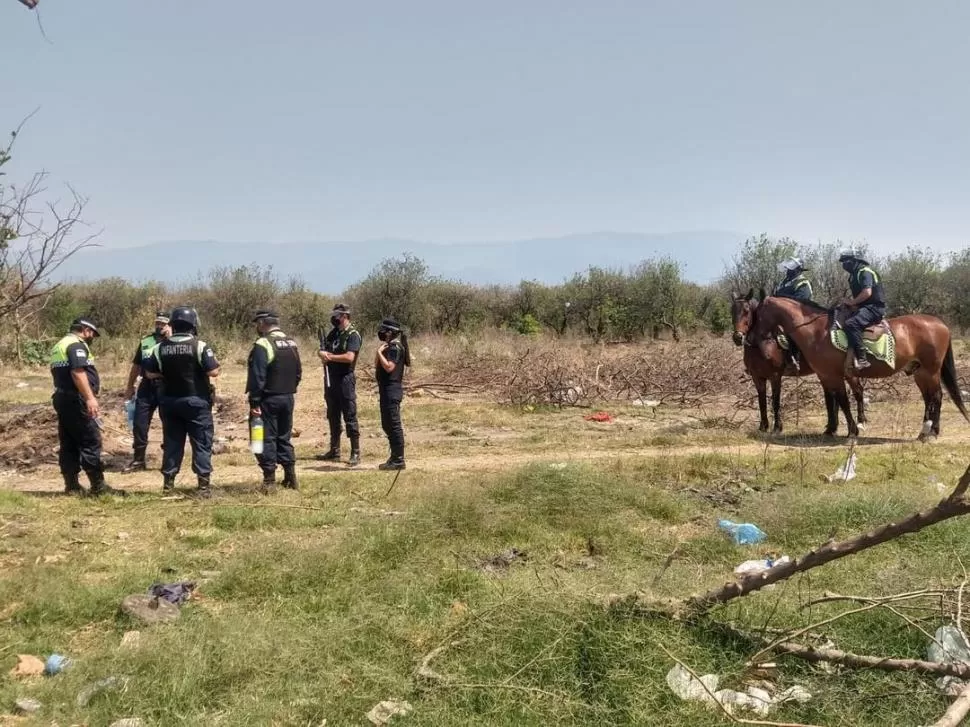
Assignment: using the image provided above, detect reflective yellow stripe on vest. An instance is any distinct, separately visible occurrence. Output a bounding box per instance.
[256,330,288,364]
[857,267,880,284]
[50,333,91,367]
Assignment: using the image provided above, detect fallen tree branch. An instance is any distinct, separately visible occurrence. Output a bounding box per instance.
[927,679,970,727]
[687,464,970,615]
[772,642,970,679]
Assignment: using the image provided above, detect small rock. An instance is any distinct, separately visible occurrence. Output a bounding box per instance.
[120,631,142,650]
[366,699,413,726]
[76,675,130,707]
[116,532,130,541]
[120,594,180,624]
[14,697,42,714]
[212,442,230,455]
[10,654,45,678]
[199,570,221,579]
[109,719,146,727]
[15,382,29,389]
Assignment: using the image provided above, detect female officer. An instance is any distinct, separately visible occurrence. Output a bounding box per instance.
[374,318,410,470]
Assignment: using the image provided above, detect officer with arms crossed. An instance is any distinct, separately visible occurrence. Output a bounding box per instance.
[144,307,220,497]
[49,318,124,496]
[123,311,172,472]
[247,309,302,492]
[316,304,362,466]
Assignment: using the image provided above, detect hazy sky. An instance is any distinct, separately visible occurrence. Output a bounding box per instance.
[4,1,968,252]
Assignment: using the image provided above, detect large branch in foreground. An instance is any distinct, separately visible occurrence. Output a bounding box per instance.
[773,642,970,680]
[927,680,970,727]
[686,464,970,614]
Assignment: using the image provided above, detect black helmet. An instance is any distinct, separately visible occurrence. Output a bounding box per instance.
[170,306,199,333]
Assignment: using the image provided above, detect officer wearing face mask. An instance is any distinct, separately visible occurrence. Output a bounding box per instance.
[374,318,411,470]
[123,311,172,472]
[316,304,362,466]
[838,247,886,370]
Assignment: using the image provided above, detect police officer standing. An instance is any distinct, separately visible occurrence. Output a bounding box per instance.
[247,310,302,492]
[49,318,124,496]
[374,318,410,470]
[122,312,172,472]
[316,304,362,466]
[144,307,220,497]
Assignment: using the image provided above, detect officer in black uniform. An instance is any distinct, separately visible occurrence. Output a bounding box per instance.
[49,318,124,496]
[122,312,172,472]
[374,318,410,470]
[144,306,220,497]
[247,309,303,491]
[839,247,887,370]
[316,304,362,466]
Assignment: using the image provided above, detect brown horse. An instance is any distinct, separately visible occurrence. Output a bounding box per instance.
[757,295,969,439]
[731,290,866,434]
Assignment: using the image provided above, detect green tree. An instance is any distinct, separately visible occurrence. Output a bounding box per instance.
[344,253,431,332]
[882,246,943,315]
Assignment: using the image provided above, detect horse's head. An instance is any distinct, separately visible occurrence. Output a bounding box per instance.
[730,289,759,346]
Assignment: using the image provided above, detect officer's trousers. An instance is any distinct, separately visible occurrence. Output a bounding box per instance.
[379,386,405,460]
[132,383,160,459]
[257,394,296,473]
[159,396,214,477]
[53,392,103,478]
[325,372,359,446]
[844,305,886,358]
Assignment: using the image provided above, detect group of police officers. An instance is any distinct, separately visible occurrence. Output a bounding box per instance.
[48,304,410,497]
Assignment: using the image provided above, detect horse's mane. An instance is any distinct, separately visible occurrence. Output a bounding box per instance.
[765,295,829,313]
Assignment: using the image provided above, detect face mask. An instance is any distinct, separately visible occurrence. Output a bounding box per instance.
[330,316,340,327]
[841,260,854,272]
[378,330,390,342]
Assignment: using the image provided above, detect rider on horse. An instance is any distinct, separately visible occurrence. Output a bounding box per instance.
[839,247,886,370]
[773,257,813,371]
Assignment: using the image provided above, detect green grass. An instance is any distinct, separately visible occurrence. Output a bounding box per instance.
[2,441,968,725]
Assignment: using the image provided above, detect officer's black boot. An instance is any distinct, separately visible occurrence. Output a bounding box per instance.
[378,449,406,471]
[281,464,299,490]
[88,471,126,497]
[162,474,176,493]
[123,449,148,473]
[260,469,277,494]
[315,445,341,461]
[348,438,361,467]
[63,473,86,496]
[196,475,212,499]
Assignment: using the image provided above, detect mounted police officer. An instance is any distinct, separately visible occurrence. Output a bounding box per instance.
[374,318,410,470]
[144,306,220,497]
[316,304,362,466]
[839,247,886,370]
[49,318,124,496]
[247,310,302,492]
[122,312,172,472]
[773,257,813,372]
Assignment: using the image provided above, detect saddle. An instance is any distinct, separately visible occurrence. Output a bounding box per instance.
[831,307,891,340]
[829,307,896,369]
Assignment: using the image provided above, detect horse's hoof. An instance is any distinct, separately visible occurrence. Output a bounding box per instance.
[772,427,783,435]
[918,433,938,444]
[857,422,867,432]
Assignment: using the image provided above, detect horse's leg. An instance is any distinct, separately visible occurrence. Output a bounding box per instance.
[822,389,839,437]
[754,376,769,432]
[832,383,859,438]
[850,378,867,426]
[915,370,943,440]
[770,374,783,434]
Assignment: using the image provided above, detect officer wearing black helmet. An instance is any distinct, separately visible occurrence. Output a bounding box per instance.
[247,309,302,492]
[122,311,172,472]
[144,306,220,497]
[49,317,124,496]
[374,318,411,470]
[316,304,362,466]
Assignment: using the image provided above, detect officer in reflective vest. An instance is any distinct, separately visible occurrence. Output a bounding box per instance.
[839,247,887,370]
[143,306,220,497]
[374,318,411,470]
[122,311,172,472]
[247,309,303,491]
[49,318,124,496]
[316,304,363,466]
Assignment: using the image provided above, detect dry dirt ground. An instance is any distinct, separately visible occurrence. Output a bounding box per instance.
[1,359,967,495]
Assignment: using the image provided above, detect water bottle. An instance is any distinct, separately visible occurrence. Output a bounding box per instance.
[717,519,767,545]
[249,415,264,455]
[124,399,136,431]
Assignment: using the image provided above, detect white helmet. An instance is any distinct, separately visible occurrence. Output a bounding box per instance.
[838,246,858,261]
[776,257,805,275]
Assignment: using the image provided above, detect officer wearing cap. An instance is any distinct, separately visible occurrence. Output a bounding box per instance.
[49,318,124,496]
[247,309,302,491]
[122,311,172,472]
[144,306,220,497]
[375,318,411,470]
[316,304,363,466]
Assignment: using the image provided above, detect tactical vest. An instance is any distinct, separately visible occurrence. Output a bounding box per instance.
[850,266,885,307]
[325,325,360,376]
[776,275,812,298]
[50,333,98,394]
[153,334,212,399]
[377,340,406,387]
[255,330,300,395]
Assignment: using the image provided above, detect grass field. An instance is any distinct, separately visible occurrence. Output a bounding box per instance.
[2,355,970,726]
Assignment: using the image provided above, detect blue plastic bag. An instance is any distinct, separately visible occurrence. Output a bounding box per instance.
[124,399,136,431]
[718,519,767,545]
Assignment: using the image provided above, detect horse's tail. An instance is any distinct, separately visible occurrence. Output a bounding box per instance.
[941,340,970,423]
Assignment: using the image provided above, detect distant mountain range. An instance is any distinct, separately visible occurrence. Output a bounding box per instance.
[53,231,744,290]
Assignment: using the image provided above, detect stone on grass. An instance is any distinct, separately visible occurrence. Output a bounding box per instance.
[15,697,42,714]
[366,699,413,726]
[10,654,45,678]
[76,676,130,707]
[120,594,180,624]
[120,630,142,649]
[109,719,146,727]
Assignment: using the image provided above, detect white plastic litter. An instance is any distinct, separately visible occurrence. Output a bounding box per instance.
[666,664,812,716]
[734,556,791,576]
[926,624,970,696]
[826,453,857,483]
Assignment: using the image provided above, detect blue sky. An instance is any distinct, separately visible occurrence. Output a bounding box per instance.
[5,1,968,252]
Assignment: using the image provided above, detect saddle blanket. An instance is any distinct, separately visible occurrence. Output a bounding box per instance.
[830,328,896,369]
